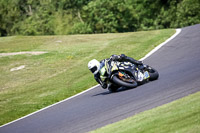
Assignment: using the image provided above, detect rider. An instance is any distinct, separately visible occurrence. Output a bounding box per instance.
[88,54,143,89]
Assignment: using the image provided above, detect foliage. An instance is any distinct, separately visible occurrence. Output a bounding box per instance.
[70,22,92,34]
[176,0,200,27]
[0,0,199,36]
[82,0,138,33]
[52,11,74,35]
[0,0,22,36]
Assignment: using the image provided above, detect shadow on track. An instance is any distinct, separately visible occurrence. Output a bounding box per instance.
[92,87,135,96]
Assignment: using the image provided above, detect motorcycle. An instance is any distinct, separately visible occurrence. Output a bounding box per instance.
[102,59,159,92]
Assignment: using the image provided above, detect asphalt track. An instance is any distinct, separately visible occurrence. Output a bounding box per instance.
[1,24,200,133]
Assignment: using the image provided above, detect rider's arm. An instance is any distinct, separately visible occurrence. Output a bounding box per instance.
[94,73,107,89]
[110,54,143,65]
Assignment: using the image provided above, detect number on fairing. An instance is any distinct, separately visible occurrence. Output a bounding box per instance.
[144,71,150,79]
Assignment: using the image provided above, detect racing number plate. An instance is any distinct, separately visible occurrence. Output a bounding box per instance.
[144,71,150,79]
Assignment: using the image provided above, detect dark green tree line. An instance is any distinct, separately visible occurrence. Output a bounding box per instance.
[0,0,199,36]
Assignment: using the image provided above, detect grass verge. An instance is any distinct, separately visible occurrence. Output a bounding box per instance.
[0,29,175,125]
[90,91,200,133]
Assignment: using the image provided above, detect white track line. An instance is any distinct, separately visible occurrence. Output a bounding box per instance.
[0,29,181,128]
[140,29,181,61]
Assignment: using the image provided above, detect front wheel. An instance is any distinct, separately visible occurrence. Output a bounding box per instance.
[147,66,159,80]
[111,75,138,88]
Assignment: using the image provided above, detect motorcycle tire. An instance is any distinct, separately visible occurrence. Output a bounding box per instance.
[147,66,159,81]
[111,75,138,88]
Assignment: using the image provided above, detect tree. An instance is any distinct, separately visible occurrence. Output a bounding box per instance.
[82,0,138,33]
[176,0,200,27]
[59,0,91,23]
[0,0,22,36]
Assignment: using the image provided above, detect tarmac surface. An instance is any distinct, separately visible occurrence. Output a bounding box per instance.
[0,24,200,133]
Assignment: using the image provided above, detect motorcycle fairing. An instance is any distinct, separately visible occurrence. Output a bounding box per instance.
[106,61,138,80]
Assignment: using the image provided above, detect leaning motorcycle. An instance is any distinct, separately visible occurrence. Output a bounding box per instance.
[101,59,159,92]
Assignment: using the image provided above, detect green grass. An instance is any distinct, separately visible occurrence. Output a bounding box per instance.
[90,91,200,133]
[0,29,175,125]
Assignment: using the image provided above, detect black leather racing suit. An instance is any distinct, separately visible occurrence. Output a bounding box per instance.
[94,54,143,89]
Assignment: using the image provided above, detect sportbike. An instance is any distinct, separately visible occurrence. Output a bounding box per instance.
[102,59,159,92]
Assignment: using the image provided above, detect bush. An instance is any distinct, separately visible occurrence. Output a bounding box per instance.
[70,22,93,34]
[82,0,138,33]
[176,0,200,27]
[53,12,74,35]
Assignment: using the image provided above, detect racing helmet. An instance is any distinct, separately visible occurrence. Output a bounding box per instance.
[88,59,100,74]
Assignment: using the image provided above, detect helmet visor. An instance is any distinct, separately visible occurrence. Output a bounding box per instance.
[90,66,97,73]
